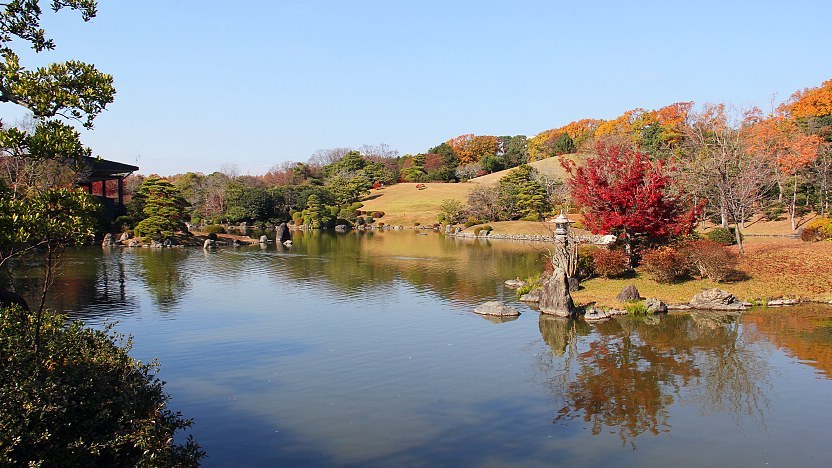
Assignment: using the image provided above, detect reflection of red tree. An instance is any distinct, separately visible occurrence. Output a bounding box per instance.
[556,329,700,444]
[744,307,832,378]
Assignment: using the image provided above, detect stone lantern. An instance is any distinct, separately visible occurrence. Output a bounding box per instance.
[553,213,573,241]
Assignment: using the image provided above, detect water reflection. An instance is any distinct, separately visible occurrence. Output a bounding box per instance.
[537,313,771,448]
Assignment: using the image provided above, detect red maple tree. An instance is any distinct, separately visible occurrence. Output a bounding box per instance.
[563,142,695,263]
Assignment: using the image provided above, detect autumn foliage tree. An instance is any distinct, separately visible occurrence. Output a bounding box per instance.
[564,143,694,264]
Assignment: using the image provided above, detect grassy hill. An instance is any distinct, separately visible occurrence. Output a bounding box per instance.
[360,154,585,226]
[359,182,477,226]
[468,153,585,185]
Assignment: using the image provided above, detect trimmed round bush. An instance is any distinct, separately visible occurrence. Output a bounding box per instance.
[641,246,688,283]
[207,232,218,241]
[591,248,629,278]
[204,224,226,235]
[707,226,737,245]
[372,211,385,218]
[680,240,737,282]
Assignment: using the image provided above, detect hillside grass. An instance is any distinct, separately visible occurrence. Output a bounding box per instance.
[468,153,585,185]
[359,154,584,226]
[359,182,477,226]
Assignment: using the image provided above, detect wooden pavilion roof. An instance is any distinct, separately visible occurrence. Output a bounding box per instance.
[77,156,139,184]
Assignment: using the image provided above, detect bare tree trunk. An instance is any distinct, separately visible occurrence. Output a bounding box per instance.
[790,173,798,231]
[734,222,744,255]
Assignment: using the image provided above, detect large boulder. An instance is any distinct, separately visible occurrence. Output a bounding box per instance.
[644,297,668,314]
[538,268,576,317]
[203,239,216,250]
[616,285,641,302]
[259,235,269,243]
[583,307,611,322]
[690,288,746,310]
[519,288,542,303]
[474,301,520,317]
[275,222,291,244]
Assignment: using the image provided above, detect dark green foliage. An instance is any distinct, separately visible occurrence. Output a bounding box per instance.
[553,133,575,155]
[576,245,597,280]
[225,183,271,223]
[503,135,529,167]
[133,178,188,240]
[707,226,738,245]
[0,305,204,465]
[496,164,550,221]
[480,153,505,173]
[204,224,226,234]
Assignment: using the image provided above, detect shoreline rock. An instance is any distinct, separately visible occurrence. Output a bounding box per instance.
[474,301,520,317]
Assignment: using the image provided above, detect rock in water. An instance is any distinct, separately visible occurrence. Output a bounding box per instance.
[616,285,641,302]
[101,233,115,247]
[203,239,216,250]
[538,268,575,317]
[583,307,611,322]
[474,301,520,317]
[275,222,292,244]
[259,235,268,243]
[504,278,528,289]
[644,297,668,314]
[519,289,542,303]
[690,289,746,310]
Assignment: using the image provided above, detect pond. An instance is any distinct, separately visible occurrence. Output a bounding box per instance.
[45,230,832,466]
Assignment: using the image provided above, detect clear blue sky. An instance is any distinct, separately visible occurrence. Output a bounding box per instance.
[3,0,832,176]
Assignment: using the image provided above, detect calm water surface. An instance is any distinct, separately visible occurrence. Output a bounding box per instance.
[46,231,832,467]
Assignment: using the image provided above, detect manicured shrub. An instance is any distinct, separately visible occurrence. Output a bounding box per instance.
[377,222,385,227]
[365,216,374,224]
[680,240,737,282]
[641,246,688,284]
[464,220,481,228]
[591,248,629,278]
[414,222,421,226]
[473,225,493,236]
[372,211,385,218]
[114,215,132,231]
[356,217,366,225]
[207,232,218,241]
[707,226,738,246]
[576,245,597,279]
[204,224,226,235]
[764,203,786,221]
[801,217,832,241]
